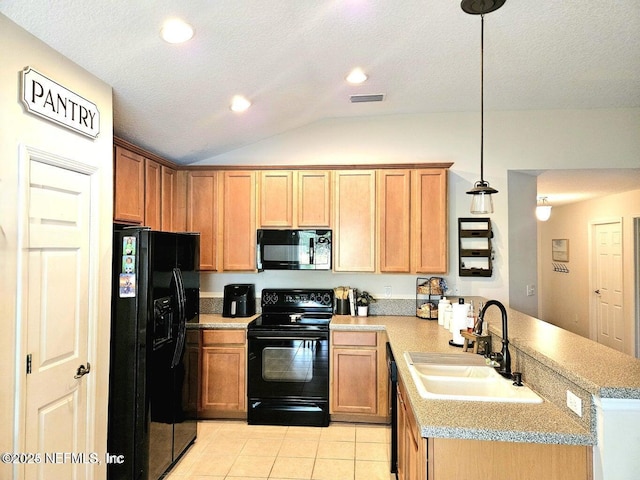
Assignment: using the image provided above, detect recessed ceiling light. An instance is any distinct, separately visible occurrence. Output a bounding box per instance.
[161,18,194,44]
[346,67,368,84]
[230,95,251,113]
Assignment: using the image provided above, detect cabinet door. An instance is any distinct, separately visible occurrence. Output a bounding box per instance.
[144,159,161,230]
[201,346,246,412]
[114,146,144,224]
[334,170,376,272]
[332,348,377,414]
[398,377,427,480]
[160,165,176,232]
[412,168,448,273]
[187,171,217,271]
[222,171,256,271]
[258,170,293,227]
[378,169,411,272]
[297,170,331,227]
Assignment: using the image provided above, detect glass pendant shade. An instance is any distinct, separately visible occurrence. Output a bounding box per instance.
[535,198,552,221]
[467,180,497,214]
[536,205,552,221]
[470,192,494,214]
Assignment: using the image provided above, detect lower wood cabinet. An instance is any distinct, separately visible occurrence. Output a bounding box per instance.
[330,330,388,422]
[396,376,593,480]
[397,375,427,480]
[200,329,246,419]
[430,438,592,480]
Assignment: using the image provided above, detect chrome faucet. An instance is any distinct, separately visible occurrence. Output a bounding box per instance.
[478,300,511,379]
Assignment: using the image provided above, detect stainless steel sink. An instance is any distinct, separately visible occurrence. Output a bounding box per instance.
[404,352,543,404]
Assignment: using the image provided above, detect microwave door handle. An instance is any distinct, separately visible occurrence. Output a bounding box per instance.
[309,238,314,264]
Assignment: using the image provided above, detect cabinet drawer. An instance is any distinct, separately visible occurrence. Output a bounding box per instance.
[202,329,246,346]
[332,331,377,347]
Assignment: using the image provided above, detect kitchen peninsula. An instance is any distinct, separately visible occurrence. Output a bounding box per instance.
[193,299,640,480]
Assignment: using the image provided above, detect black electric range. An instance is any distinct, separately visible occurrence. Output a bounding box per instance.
[247,288,334,426]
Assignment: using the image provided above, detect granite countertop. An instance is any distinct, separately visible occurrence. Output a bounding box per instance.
[332,314,596,445]
[192,306,640,446]
[189,313,258,329]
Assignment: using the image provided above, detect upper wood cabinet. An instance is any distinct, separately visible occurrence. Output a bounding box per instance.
[114,145,145,224]
[186,171,218,271]
[411,168,448,273]
[221,170,256,271]
[297,170,331,227]
[377,168,448,274]
[377,169,412,272]
[160,165,177,231]
[258,170,331,228]
[144,158,161,230]
[114,141,181,232]
[258,170,293,227]
[334,170,376,272]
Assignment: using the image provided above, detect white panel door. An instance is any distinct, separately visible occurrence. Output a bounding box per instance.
[24,159,92,480]
[594,220,624,352]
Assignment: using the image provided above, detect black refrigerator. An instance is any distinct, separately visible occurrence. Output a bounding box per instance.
[108,227,200,480]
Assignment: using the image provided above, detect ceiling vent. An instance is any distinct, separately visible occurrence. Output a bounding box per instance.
[350,94,385,103]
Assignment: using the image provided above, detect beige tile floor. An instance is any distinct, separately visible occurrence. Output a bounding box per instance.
[166,421,395,480]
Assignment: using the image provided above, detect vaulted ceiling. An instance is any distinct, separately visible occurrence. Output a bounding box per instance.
[2,1,639,168]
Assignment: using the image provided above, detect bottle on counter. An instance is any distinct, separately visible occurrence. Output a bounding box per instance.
[444,300,453,330]
[466,300,475,333]
[438,297,449,327]
[474,301,484,334]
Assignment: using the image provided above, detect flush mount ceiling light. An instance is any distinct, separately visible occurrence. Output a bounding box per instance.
[346,67,368,84]
[462,0,506,215]
[535,197,552,221]
[230,95,251,113]
[161,18,194,44]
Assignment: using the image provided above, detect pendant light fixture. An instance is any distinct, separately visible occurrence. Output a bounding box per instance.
[535,197,552,221]
[462,0,505,214]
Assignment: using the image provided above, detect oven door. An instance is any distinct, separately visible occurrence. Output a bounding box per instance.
[247,329,329,426]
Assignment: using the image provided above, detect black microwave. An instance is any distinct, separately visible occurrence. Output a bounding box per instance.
[257,229,332,270]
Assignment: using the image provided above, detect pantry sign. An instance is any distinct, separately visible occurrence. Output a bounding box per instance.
[21,66,100,139]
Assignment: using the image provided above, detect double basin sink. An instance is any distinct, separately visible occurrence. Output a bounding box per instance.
[404,352,542,404]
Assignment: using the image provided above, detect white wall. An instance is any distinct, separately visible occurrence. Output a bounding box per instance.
[507,171,538,316]
[196,109,640,304]
[538,188,640,355]
[0,13,113,479]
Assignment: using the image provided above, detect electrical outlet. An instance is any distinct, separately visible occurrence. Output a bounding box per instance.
[566,390,582,417]
[526,284,535,296]
[384,286,392,299]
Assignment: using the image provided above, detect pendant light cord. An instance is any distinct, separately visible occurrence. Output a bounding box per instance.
[480,13,485,184]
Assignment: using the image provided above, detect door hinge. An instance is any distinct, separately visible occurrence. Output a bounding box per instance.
[26,354,32,375]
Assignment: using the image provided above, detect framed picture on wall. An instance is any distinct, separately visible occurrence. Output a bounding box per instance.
[552,239,569,262]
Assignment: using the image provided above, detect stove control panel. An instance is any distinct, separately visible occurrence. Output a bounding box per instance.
[261,289,334,309]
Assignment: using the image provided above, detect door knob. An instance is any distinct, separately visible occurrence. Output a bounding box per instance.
[594,289,601,295]
[74,362,91,379]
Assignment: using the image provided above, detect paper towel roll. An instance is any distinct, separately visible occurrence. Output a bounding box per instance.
[451,303,467,345]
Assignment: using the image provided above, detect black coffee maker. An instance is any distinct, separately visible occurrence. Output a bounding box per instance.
[222,284,256,317]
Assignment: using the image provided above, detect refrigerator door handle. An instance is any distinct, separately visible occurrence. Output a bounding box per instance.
[171,267,187,368]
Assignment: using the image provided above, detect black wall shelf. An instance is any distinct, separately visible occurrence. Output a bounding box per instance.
[458,217,493,277]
